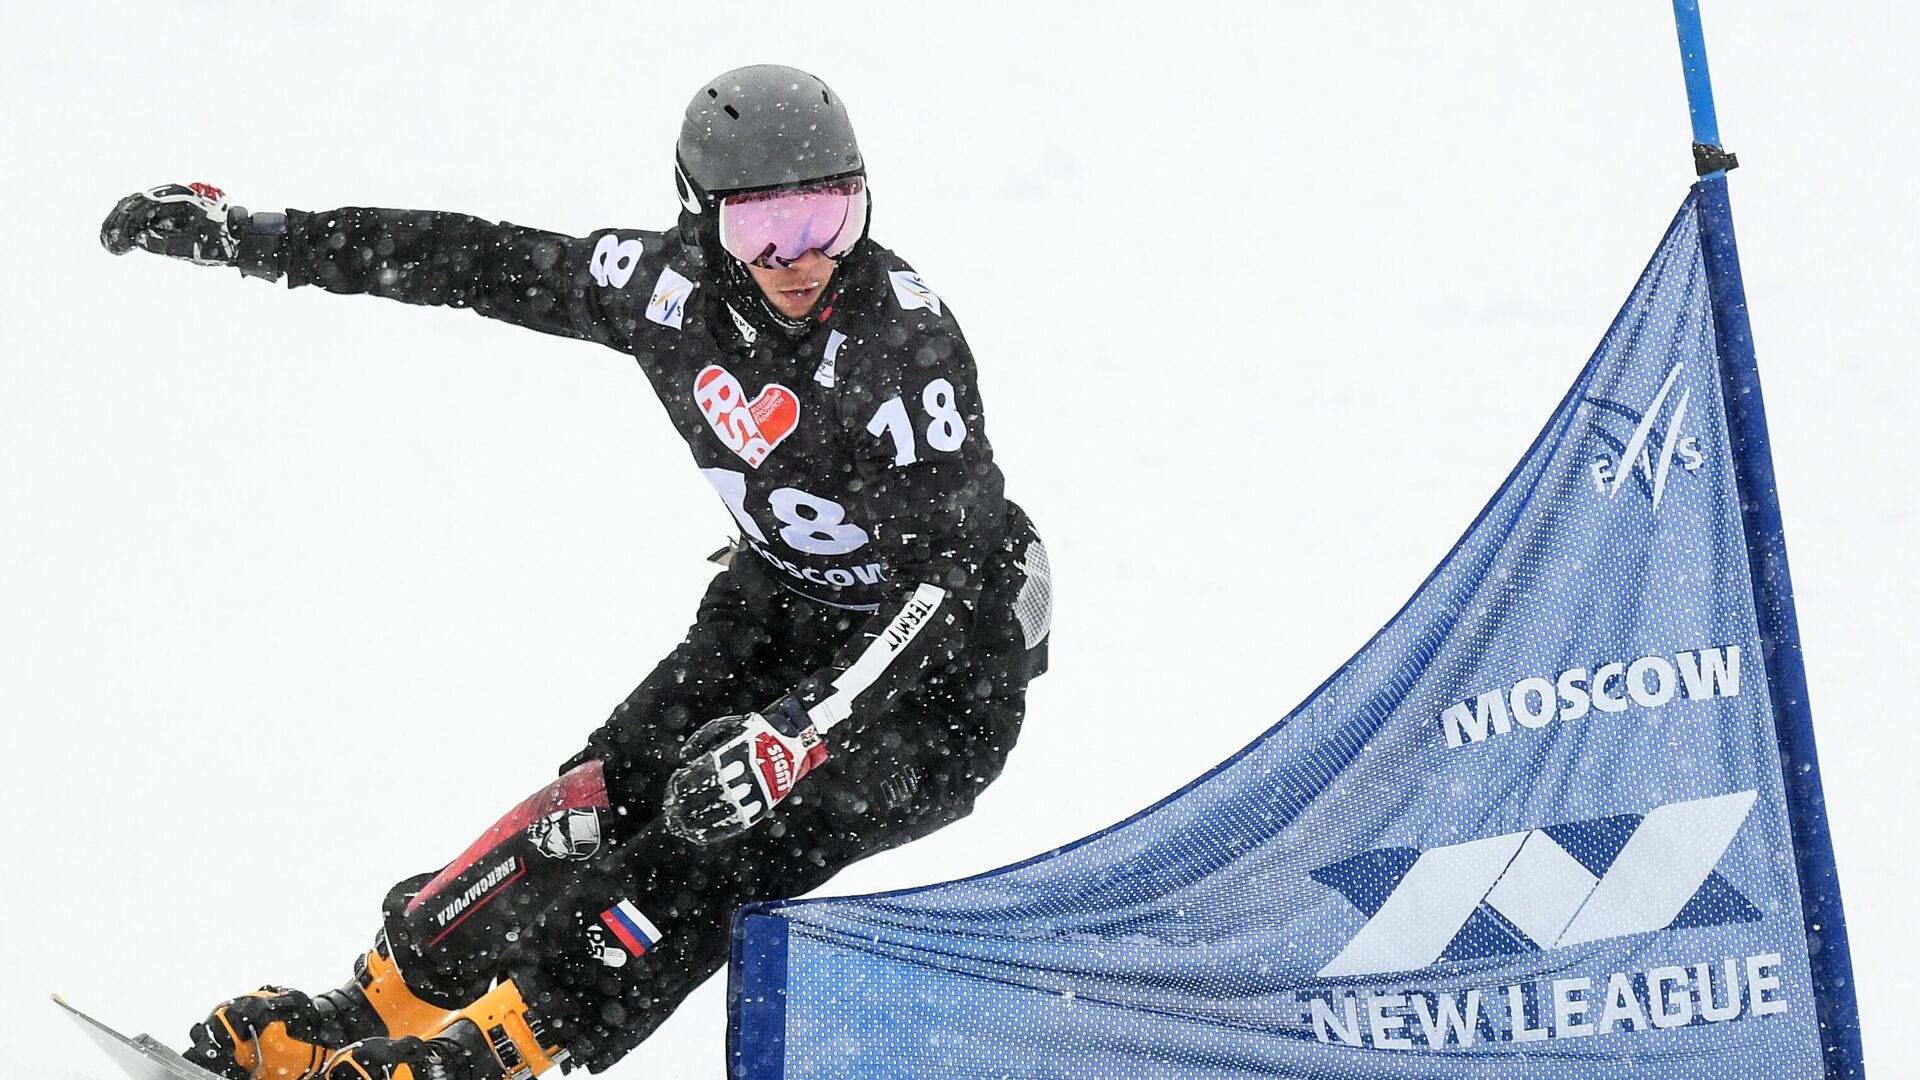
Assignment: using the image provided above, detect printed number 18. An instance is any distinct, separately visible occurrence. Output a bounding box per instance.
[867,378,966,466]
[701,467,870,556]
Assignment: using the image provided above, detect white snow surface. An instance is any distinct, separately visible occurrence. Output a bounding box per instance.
[2,3,1913,1076]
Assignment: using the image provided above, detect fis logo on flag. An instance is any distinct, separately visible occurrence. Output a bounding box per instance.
[1586,362,1706,509]
[1314,791,1759,979]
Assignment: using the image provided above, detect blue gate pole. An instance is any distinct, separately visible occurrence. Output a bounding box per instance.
[1674,3,1866,1076]
[1670,0,1722,152]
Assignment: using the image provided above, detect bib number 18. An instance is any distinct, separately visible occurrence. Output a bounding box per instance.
[702,468,870,556]
[866,378,967,466]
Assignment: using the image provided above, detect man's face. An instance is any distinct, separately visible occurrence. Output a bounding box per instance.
[744,248,835,319]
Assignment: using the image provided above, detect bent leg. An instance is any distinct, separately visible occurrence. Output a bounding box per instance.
[383,565,797,1004]
[515,669,1030,1071]
[578,563,811,812]
[379,759,618,1005]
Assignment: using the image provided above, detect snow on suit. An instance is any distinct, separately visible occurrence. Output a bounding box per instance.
[271,206,1050,1070]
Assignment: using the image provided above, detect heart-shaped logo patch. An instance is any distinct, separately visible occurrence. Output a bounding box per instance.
[693,365,800,468]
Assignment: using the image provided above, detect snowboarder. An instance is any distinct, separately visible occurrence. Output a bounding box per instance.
[100,64,1050,1080]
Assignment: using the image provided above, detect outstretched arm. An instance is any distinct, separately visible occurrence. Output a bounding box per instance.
[275,207,639,346]
[102,182,657,349]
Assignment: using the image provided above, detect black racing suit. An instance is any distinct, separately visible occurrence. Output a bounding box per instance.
[260,207,1049,1070]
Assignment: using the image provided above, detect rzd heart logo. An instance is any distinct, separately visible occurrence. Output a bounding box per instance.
[693,365,800,468]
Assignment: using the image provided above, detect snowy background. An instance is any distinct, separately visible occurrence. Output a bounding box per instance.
[2,2,1912,1076]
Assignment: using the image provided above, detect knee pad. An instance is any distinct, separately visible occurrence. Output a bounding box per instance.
[382,760,622,1005]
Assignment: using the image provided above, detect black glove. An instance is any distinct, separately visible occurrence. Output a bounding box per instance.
[100,182,286,279]
[662,696,828,845]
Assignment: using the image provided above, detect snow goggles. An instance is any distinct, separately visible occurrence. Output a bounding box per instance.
[717,177,868,268]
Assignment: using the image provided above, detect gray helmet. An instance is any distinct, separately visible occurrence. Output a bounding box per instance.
[674,65,867,269]
[676,64,863,198]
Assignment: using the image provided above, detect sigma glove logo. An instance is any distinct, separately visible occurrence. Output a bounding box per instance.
[1314,791,1759,978]
[1586,362,1705,510]
[753,731,799,799]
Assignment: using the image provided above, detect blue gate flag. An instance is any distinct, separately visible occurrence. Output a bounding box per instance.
[727,178,1863,1079]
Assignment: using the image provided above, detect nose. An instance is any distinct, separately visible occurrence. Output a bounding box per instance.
[779,249,833,275]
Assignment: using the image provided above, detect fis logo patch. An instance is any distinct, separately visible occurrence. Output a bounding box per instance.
[1314,791,1760,978]
[647,265,696,329]
[888,270,942,316]
[1585,362,1705,510]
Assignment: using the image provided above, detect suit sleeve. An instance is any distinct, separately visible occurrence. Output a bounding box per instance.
[278,207,659,351]
[790,315,1009,737]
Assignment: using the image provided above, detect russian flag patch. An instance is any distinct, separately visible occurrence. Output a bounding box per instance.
[599,900,662,956]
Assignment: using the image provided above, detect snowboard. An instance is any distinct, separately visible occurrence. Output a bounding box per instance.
[52,994,226,1080]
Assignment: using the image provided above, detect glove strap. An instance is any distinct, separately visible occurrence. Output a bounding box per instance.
[234,209,289,282]
[762,695,817,740]
[760,696,827,791]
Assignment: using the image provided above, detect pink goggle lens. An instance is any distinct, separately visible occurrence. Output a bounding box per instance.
[718,177,868,268]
